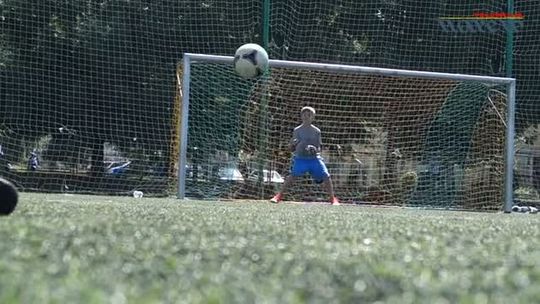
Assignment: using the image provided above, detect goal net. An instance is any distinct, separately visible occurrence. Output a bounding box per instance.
[179,54,516,211]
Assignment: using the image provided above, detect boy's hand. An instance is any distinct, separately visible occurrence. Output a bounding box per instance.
[305,145,318,156]
[289,138,299,151]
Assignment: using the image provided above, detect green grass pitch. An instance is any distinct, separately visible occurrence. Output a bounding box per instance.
[0,193,539,303]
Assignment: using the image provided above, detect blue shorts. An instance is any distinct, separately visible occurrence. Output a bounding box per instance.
[290,155,330,183]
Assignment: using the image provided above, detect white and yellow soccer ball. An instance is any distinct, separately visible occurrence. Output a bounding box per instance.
[233,43,269,79]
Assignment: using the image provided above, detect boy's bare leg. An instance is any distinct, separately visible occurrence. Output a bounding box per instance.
[322,177,335,197]
[322,177,340,205]
[271,175,296,203]
[280,175,296,195]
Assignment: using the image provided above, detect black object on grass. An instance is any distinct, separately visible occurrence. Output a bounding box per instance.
[0,177,18,215]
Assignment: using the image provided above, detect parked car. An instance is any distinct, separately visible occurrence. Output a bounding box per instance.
[106,161,131,175]
[218,167,244,182]
[248,169,284,184]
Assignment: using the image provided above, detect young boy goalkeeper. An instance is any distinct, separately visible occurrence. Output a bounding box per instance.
[270,106,340,205]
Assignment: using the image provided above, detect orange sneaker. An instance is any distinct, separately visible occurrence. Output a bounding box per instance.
[330,196,340,205]
[270,193,282,204]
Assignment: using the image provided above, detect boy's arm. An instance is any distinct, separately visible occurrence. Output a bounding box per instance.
[317,129,323,153]
[288,129,299,151]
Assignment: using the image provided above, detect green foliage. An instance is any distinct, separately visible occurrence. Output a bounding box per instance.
[516,124,540,150]
[400,170,418,187]
[515,186,540,200]
[188,66,252,163]
[0,0,539,196]
[0,0,264,172]
[414,83,492,207]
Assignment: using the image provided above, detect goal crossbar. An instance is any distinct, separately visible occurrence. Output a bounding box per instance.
[184,53,516,84]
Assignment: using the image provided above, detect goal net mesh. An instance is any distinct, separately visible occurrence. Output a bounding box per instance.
[183,60,508,211]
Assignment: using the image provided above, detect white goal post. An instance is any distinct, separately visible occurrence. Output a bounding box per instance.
[178,53,516,212]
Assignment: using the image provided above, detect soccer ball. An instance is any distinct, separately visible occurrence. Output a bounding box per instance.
[233,43,269,79]
[0,177,18,215]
